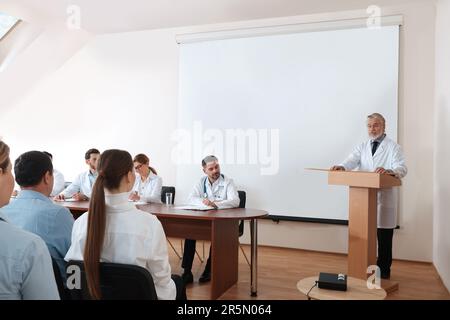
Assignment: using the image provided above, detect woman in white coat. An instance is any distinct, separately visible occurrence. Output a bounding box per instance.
[65,149,186,300]
[129,154,162,203]
[331,113,407,279]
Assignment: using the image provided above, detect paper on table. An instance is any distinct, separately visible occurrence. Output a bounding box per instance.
[174,205,215,211]
[306,167,396,176]
[128,200,147,205]
[305,167,377,173]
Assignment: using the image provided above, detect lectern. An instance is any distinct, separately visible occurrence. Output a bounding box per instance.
[328,171,401,282]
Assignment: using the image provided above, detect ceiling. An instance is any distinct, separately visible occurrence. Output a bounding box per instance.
[0,0,422,34]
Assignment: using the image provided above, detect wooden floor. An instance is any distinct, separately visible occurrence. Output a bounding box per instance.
[167,238,450,300]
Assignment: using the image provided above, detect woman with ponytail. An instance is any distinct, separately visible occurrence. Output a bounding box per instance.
[128,153,162,203]
[65,149,185,300]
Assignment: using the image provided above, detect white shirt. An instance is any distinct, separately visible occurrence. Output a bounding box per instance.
[50,169,65,197]
[61,170,96,199]
[132,172,162,204]
[188,174,240,209]
[340,135,407,228]
[64,192,176,300]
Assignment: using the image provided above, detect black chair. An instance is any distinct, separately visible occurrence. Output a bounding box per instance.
[237,191,250,266]
[161,186,175,204]
[66,260,158,300]
[160,186,183,260]
[52,258,69,300]
[237,190,246,236]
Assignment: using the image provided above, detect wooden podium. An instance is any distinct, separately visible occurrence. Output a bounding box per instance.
[328,170,401,292]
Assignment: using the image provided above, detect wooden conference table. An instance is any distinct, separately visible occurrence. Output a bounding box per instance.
[59,201,268,300]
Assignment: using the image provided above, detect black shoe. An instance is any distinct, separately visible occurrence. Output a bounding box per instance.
[199,272,211,283]
[380,271,391,280]
[181,271,193,284]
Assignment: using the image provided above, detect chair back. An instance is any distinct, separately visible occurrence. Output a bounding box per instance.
[237,190,246,236]
[161,186,176,204]
[52,258,69,300]
[66,260,158,300]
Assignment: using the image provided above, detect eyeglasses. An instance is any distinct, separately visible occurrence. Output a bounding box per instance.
[134,164,143,170]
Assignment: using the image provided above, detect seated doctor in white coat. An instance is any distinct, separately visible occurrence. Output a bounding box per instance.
[54,148,100,201]
[181,155,239,284]
[330,113,407,279]
[128,153,162,203]
[42,152,65,197]
[65,149,186,300]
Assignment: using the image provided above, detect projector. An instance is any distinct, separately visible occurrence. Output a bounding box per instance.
[318,272,347,291]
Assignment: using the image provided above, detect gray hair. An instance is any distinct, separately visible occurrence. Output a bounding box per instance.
[202,155,218,167]
[367,113,386,126]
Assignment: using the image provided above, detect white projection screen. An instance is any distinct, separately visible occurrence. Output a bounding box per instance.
[175,25,399,221]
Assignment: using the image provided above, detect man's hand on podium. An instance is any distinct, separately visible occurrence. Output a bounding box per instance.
[330,165,345,171]
[374,167,394,175]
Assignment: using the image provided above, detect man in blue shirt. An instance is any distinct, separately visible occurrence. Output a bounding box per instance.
[0,140,59,299]
[0,212,60,299]
[3,151,74,280]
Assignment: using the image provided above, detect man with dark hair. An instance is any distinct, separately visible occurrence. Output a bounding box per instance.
[2,151,74,279]
[42,151,65,197]
[0,141,60,299]
[55,148,100,201]
[181,155,240,284]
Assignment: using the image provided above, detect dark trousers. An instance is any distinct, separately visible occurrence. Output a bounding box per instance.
[171,274,187,300]
[377,228,394,276]
[181,239,211,274]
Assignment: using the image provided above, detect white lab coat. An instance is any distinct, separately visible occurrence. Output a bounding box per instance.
[132,172,162,204]
[340,136,407,228]
[65,192,176,300]
[50,169,65,197]
[188,174,240,209]
[61,171,96,199]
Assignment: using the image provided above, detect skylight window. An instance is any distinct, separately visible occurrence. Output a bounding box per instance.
[0,12,19,41]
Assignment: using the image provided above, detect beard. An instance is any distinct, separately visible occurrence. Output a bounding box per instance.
[212,172,220,180]
[369,133,383,140]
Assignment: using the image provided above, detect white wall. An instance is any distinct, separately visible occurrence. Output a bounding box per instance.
[0,27,179,185]
[0,0,436,262]
[433,0,450,291]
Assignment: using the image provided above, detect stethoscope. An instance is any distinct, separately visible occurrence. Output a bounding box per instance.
[203,174,224,199]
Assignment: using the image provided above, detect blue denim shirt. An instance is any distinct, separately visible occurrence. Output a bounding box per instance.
[2,190,74,279]
[0,211,59,299]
